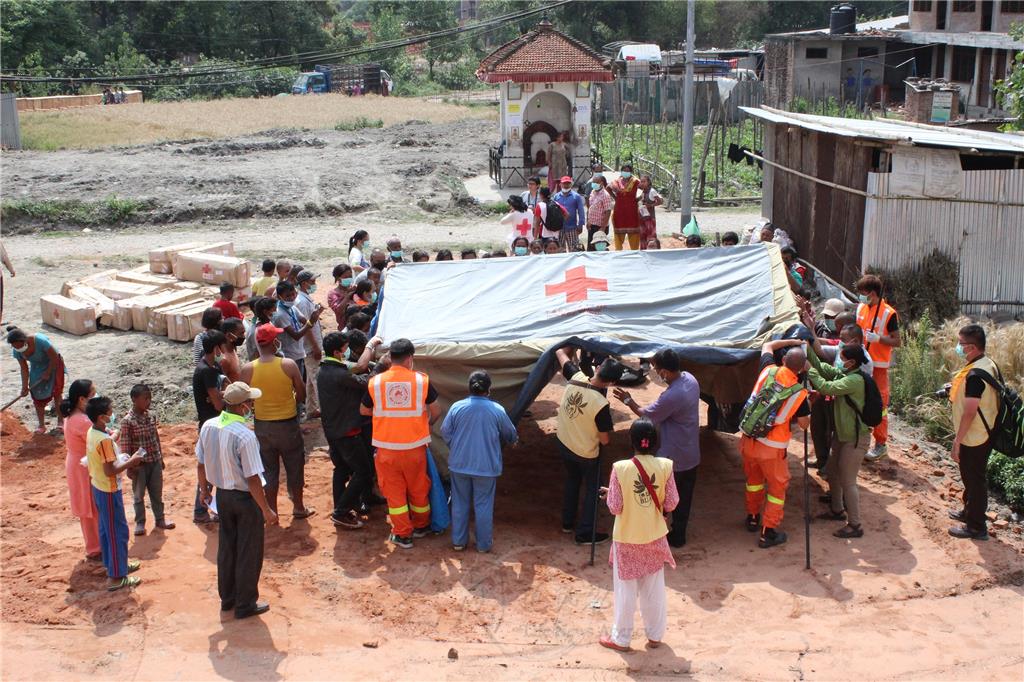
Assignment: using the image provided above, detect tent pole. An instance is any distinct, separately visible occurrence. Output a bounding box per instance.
[590,446,602,566]
[803,413,811,570]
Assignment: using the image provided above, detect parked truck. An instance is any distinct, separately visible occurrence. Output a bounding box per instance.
[291,63,393,96]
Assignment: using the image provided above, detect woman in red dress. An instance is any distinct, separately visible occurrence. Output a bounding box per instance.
[608,164,640,250]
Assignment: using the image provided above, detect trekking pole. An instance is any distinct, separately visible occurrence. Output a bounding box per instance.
[803,418,811,570]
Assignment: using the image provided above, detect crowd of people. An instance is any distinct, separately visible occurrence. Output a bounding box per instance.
[2,220,1008,650]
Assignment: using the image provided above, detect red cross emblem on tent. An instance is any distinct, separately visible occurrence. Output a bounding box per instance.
[545,266,608,303]
[202,263,212,280]
[514,217,531,237]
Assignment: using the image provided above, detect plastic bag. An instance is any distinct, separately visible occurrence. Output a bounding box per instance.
[426,448,450,532]
[682,216,700,238]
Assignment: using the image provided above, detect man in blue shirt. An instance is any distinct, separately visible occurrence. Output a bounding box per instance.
[552,175,586,252]
[441,370,518,553]
[614,348,701,548]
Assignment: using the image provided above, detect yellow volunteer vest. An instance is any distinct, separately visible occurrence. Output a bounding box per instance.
[612,455,673,544]
[369,365,432,450]
[950,356,1001,448]
[556,371,609,459]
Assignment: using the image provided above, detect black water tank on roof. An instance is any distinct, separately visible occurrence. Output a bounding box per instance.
[830,3,857,34]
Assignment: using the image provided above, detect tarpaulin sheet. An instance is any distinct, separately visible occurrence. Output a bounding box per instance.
[374,245,800,464]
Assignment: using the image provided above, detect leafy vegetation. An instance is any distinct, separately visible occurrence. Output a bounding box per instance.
[334,116,384,131]
[995,23,1024,130]
[866,250,961,323]
[1,196,152,225]
[987,453,1024,512]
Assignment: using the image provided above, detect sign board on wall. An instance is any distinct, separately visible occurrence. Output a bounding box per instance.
[930,91,953,123]
[889,147,962,198]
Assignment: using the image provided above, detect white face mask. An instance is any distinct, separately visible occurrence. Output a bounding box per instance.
[12,344,26,353]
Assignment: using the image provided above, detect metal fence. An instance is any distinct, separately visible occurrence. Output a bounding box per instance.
[596,77,763,125]
[1,92,21,150]
[861,170,1024,315]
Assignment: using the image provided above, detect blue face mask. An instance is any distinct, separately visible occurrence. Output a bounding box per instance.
[591,182,600,190]
[370,292,378,303]
[279,299,293,309]
[620,171,632,179]
[595,242,608,252]
[833,343,845,369]
[955,343,967,359]
[344,347,352,361]
[514,246,528,256]
[390,250,403,260]
[858,294,870,305]
[340,277,353,287]
[307,284,317,294]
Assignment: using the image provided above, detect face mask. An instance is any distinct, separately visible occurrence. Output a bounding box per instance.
[307,284,317,294]
[595,242,608,252]
[561,188,571,195]
[343,347,352,361]
[823,318,836,333]
[857,294,870,305]
[390,250,403,260]
[591,182,600,190]
[279,299,293,309]
[514,246,528,256]
[833,343,845,369]
[620,171,632,179]
[232,337,244,348]
[370,292,378,303]
[108,413,118,428]
[955,343,967,359]
[340,277,353,287]
[11,344,26,353]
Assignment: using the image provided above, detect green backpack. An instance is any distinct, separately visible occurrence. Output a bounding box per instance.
[739,367,804,439]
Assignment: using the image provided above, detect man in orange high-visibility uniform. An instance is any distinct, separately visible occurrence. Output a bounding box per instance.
[854,275,901,462]
[739,340,811,549]
[360,338,441,549]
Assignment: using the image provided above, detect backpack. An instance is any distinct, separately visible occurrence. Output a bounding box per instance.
[542,201,567,232]
[972,368,1024,459]
[844,370,884,428]
[739,368,804,438]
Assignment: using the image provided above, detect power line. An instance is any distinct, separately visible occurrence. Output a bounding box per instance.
[1,1,571,85]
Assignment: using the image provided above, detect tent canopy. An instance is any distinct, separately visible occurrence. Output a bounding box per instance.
[375,245,800,432]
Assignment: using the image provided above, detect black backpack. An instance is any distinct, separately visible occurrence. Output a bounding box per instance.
[845,370,884,428]
[542,202,567,232]
[972,367,1024,459]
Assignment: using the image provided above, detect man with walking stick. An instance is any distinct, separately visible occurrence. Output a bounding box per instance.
[554,347,624,549]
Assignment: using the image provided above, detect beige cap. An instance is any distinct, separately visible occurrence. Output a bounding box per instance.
[822,298,846,317]
[222,382,262,405]
[592,231,610,244]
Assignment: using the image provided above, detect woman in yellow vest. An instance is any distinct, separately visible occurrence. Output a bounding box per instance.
[599,418,678,652]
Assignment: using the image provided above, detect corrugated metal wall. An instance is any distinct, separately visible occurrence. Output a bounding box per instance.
[862,170,1024,315]
[1,92,21,150]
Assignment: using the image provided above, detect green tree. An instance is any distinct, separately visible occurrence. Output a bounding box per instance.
[401,0,463,78]
[369,5,410,81]
[995,23,1024,129]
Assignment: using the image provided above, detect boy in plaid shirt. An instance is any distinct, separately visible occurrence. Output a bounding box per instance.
[119,384,176,536]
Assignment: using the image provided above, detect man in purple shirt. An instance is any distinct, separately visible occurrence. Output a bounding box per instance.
[614,348,700,548]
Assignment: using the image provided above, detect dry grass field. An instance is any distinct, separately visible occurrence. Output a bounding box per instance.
[18,93,495,150]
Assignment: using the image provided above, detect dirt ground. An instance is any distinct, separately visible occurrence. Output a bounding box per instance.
[1,120,1022,680]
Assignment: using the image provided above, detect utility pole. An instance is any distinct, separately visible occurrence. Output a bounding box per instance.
[680,0,695,228]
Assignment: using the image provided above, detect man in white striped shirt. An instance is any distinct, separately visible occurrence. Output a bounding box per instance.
[196,382,278,619]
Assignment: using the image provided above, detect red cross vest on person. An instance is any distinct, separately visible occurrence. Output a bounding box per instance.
[856,300,898,368]
[748,364,808,450]
[368,366,431,450]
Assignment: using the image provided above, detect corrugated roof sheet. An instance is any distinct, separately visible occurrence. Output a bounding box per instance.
[772,14,909,36]
[740,106,1024,154]
[477,20,613,83]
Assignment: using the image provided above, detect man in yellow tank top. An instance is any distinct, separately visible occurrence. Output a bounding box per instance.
[240,324,312,520]
[947,324,1000,541]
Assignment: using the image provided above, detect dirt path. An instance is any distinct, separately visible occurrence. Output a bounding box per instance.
[2,376,1022,680]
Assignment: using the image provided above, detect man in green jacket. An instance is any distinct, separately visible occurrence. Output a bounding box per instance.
[807,344,871,539]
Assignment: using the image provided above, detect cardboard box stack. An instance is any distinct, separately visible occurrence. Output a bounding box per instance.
[45,241,251,340]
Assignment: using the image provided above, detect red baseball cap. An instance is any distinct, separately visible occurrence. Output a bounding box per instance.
[560,175,572,183]
[255,323,285,345]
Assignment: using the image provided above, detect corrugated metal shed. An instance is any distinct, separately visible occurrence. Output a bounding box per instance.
[741,106,1024,154]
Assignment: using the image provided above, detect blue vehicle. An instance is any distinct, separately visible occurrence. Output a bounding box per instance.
[291,63,393,96]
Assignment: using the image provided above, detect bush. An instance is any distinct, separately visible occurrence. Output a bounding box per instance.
[890,311,950,415]
[931,317,1024,392]
[334,117,383,131]
[0,195,151,226]
[866,249,961,322]
[987,452,1024,511]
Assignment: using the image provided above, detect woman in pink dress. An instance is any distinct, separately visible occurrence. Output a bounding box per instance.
[61,379,101,560]
[600,417,679,652]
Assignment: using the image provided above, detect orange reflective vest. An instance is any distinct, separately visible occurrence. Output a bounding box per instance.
[368,366,432,450]
[856,300,898,369]
[749,364,808,449]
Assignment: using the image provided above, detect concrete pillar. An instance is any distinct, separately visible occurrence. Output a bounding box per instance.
[972,47,983,108]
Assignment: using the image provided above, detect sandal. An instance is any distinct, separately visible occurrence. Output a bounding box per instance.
[599,635,632,652]
[834,524,864,539]
[107,576,141,592]
[86,553,103,562]
[293,508,316,519]
[127,559,141,574]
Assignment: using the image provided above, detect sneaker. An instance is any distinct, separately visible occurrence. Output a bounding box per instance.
[235,601,270,619]
[452,544,466,552]
[575,532,610,545]
[134,522,146,536]
[412,527,431,538]
[390,534,414,549]
[948,509,967,522]
[561,525,575,534]
[330,510,364,529]
[948,525,989,541]
[865,444,888,461]
[745,514,760,532]
[758,527,788,548]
